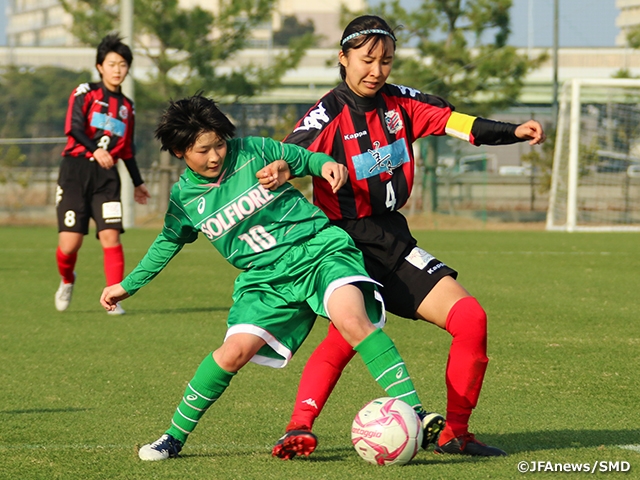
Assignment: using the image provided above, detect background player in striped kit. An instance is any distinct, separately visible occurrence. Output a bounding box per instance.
[269,15,546,458]
[54,34,150,314]
[100,94,437,461]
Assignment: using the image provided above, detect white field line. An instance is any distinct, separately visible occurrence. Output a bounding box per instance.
[618,444,640,453]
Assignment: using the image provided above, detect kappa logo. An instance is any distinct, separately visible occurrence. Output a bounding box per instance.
[302,398,318,409]
[74,83,91,96]
[393,84,421,98]
[344,130,368,141]
[293,102,329,132]
[396,367,404,379]
[55,185,63,206]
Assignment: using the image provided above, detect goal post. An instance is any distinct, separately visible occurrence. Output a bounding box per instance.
[546,78,640,232]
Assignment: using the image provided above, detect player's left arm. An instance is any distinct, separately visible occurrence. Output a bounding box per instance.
[445,112,546,146]
[256,139,346,192]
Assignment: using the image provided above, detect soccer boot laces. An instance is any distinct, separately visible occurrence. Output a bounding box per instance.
[138,433,183,461]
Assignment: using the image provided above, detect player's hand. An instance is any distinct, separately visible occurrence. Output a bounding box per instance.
[321,162,348,193]
[256,160,291,191]
[92,148,115,169]
[515,120,546,145]
[100,283,130,312]
[134,184,151,205]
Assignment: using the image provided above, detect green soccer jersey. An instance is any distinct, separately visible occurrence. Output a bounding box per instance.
[121,136,335,295]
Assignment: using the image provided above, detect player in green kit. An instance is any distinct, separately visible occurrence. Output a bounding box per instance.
[100,94,437,461]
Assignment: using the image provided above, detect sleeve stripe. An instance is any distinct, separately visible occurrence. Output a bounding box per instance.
[445,112,477,142]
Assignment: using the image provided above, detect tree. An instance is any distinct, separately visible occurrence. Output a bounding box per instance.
[60,0,314,107]
[0,66,91,138]
[273,16,316,47]
[368,0,546,117]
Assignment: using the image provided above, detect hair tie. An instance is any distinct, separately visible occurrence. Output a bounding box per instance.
[340,29,396,46]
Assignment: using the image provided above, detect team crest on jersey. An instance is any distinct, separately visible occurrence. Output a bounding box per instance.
[118,105,128,120]
[293,102,329,132]
[385,110,403,134]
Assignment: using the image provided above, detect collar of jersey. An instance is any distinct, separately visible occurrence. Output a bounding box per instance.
[185,166,226,186]
[338,81,379,112]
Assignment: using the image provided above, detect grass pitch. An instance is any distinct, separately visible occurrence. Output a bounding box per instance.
[0,226,638,479]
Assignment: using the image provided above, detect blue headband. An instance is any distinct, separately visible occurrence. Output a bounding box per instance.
[340,29,396,46]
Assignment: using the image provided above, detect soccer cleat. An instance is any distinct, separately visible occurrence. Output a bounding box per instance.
[418,411,445,448]
[272,429,318,460]
[138,433,182,461]
[107,302,126,315]
[435,433,507,456]
[55,275,75,311]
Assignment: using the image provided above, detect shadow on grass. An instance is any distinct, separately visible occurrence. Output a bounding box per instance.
[0,407,91,415]
[482,430,640,453]
[180,430,640,463]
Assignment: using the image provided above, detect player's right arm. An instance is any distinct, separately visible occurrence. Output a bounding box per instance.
[65,84,115,168]
[103,185,198,303]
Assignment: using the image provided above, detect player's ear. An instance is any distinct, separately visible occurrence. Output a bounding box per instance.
[338,51,348,68]
[173,150,183,159]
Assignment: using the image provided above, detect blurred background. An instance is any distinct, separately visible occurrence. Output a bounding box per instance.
[1,0,638,229]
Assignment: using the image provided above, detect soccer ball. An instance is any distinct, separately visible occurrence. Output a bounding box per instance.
[351,397,423,466]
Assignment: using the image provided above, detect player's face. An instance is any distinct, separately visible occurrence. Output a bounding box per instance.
[339,37,394,98]
[97,52,129,92]
[178,131,228,179]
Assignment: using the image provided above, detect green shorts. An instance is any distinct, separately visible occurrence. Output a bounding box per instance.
[225,225,385,368]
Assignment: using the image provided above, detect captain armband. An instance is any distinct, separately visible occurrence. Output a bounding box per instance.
[444,112,477,142]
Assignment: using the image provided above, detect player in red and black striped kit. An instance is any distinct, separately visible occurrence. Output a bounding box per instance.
[54,34,150,314]
[269,15,545,458]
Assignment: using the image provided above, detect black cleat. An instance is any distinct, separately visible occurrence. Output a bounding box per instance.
[435,433,507,456]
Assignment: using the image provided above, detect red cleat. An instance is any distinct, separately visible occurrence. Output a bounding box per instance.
[272,430,318,460]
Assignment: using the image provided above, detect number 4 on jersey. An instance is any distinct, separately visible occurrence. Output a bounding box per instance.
[385,182,396,210]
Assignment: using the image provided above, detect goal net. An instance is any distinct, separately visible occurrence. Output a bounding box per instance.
[546,78,640,231]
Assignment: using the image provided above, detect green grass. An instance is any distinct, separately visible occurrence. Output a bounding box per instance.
[0,226,638,479]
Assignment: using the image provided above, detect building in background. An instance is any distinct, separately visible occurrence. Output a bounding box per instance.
[5,0,77,46]
[4,0,363,48]
[616,0,640,45]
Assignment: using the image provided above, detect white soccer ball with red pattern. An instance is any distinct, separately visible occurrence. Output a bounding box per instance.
[351,397,423,466]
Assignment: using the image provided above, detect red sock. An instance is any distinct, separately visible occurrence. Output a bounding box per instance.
[288,322,357,431]
[56,247,77,284]
[103,244,124,286]
[439,297,488,445]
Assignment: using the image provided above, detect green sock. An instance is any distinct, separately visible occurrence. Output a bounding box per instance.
[354,328,423,413]
[165,353,236,445]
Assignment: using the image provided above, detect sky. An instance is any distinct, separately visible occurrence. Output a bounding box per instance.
[0,0,622,48]
[370,0,620,48]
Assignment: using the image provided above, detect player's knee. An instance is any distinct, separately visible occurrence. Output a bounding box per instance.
[446,297,487,340]
[214,337,259,372]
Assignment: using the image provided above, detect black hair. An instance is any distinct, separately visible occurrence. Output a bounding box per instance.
[155,94,236,157]
[339,15,397,80]
[96,33,133,67]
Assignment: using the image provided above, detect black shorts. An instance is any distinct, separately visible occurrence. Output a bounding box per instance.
[56,156,124,235]
[332,212,457,319]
